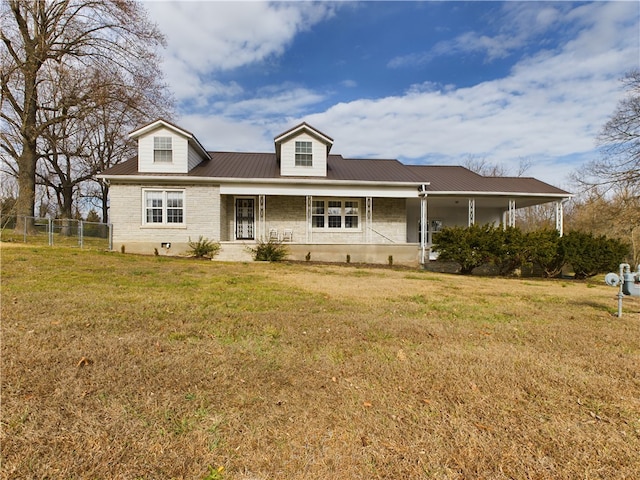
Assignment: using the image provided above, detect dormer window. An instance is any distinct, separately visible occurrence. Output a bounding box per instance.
[295,141,313,167]
[154,136,173,163]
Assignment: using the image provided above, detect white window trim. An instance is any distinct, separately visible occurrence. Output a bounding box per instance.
[311,198,361,231]
[142,188,186,227]
[295,141,313,167]
[154,136,173,163]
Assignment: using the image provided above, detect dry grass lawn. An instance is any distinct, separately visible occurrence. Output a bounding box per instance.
[1,244,639,479]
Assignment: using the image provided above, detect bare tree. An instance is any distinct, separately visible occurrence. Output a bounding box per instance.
[0,169,17,229]
[565,189,640,263]
[80,68,173,223]
[575,70,640,194]
[463,155,508,177]
[463,155,532,177]
[568,70,640,259]
[1,0,166,231]
[34,61,172,223]
[36,63,95,221]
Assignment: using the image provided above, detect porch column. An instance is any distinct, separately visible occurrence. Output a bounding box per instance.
[419,191,428,264]
[366,197,373,244]
[555,200,564,237]
[258,194,266,240]
[306,195,313,243]
[507,199,516,228]
[468,198,475,226]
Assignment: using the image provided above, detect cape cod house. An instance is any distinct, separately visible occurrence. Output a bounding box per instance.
[98,119,571,265]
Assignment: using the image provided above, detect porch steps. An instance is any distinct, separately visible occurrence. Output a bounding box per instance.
[214,242,254,262]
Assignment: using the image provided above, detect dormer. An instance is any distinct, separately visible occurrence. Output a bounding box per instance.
[129,119,210,174]
[274,122,333,177]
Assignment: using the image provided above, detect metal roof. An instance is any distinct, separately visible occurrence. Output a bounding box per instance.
[408,165,570,195]
[101,154,571,196]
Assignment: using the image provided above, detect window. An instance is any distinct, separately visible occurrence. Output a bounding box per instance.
[312,200,325,228]
[295,141,313,167]
[344,201,359,228]
[154,136,173,163]
[312,199,360,229]
[144,190,184,225]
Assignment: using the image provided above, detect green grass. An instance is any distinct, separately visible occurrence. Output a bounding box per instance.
[1,244,639,479]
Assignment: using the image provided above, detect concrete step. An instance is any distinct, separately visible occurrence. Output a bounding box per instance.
[214,242,254,262]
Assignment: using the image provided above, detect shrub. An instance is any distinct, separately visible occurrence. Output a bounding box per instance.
[561,231,629,278]
[488,226,527,276]
[433,224,629,278]
[526,228,564,278]
[432,223,494,274]
[187,236,221,259]
[249,238,288,262]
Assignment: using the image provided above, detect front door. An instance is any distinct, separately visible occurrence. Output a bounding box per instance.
[235,198,255,240]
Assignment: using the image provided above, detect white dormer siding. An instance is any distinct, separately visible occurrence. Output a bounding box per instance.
[279,132,327,177]
[187,143,204,170]
[138,126,190,174]
[131,119,211,174]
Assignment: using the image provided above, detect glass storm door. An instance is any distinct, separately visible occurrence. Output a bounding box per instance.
[235,198,255,240]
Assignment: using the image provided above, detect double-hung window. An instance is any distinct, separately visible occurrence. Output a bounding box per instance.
[295,141,313,167]
[344,201,359,228]
[312,199,360,230]
[154,136,173,163]
[144,190,184,225]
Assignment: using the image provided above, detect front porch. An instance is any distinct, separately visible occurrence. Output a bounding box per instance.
[218,191,567,266]
[220,194,410,245]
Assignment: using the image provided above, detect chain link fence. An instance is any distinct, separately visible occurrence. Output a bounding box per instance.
[0,215,112,250]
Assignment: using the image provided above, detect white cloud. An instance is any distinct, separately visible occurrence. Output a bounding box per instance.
[178,114,273,153]
[306,1,638,186]
[145,1,338,107]
[388,2,569,68]
[220,83,326,118]
[143,2,638,188]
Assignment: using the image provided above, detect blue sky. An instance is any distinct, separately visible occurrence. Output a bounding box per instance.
[145,1,639,188]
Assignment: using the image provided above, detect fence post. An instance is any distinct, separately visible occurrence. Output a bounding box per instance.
[108,223,113,251]
[49,217,54,246]
[79,220,84,248]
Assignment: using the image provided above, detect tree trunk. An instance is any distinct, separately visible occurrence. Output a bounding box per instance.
[14,41,40,234]
[101,182,110,224]
[60,184,74,236]
[14,139,37,233]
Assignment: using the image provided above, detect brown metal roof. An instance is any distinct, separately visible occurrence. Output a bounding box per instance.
[408,165,570,195]
[101,157,139,175]
[195,152,424,182]
[100,155,570,196]
[326,156,422,182]
[191,152,279,178]
[103,153,424,183]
